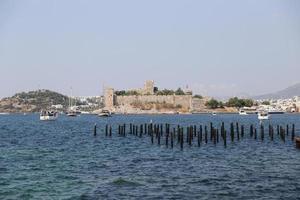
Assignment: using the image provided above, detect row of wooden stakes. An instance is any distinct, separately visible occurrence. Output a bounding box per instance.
[93,122,299,149]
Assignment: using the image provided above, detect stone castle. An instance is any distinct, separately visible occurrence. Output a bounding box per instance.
[104,81,200,113]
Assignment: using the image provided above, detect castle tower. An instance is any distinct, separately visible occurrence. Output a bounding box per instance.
[143,80,154,95]
[104,87,115,109]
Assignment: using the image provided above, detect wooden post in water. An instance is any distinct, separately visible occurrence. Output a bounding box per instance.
[186,127,188,143]
[213,129,217,145]
[250,124,254,138]
[260,124,264,141]
[177,125,180,144]
[292,124,295,141]
[105,125,108,137]
[241,125,244,138]
[205,126,208,144]
[171,131,174,148]
[197,130,200,147]
[180,130,183,150]
[158,128,161,145]
[210,122,213,141]
[254,128,257,140]
[93,123,97,136]
[166,132,169,147]
[224,130,227,148]
[236,122,240,141]
[230,123,234,142]
[109,126,112,137]
[286,124,289,136]
[199,125,203,144]
[151,130,154,144]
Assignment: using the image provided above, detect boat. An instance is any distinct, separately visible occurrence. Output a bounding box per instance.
[267,108,285,114]
[0,112,9,115]
[239,109,248,115]
[295,137,300,149]
[212,112,217,116]
[258,111,269,120]
[67,110,77,117]
[67,87,77,117]
[98,110,112,117]
[40,110,58,121]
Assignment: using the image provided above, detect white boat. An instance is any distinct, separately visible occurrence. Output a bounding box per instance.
[67,110,77,117]
[67,87,77,117]
[239,110,248,115]
[40,110,58,121]
[0,112,9,115]
[212,112,217,116]
[98,110,112,117]
[258,112,269,120]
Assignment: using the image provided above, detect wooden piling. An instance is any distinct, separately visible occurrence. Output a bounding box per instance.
[105,124,108,137]
[171,131,174,148]
[180,130,183,150]
[292,124,295,141]
[205,126,208,144]
[260,124,264,141]
[93,123,97,136]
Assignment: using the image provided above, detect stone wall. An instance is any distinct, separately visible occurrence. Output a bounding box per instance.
[115,95,192,110]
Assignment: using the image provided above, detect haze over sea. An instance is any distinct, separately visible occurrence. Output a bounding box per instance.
[1,114,300,200]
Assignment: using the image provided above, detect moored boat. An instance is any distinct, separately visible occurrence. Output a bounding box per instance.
[98,110,112,117]
[295,137,300,149]
[40,110,58,121]
[239,109,248,115]
[258,111,269,120]
[67,110,77,117]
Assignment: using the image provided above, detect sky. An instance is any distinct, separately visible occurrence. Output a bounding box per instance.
[0,0,299,98]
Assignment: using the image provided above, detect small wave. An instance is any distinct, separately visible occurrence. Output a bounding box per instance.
[111,177,143,187]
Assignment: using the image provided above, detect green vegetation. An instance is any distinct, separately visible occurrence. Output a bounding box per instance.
[115,87,189,96]
[193,95,203,99]
[13,89,69,108]
[205,98,223,109]
[225,97,254,108]
[175,88,185,95]
[261,100,270,105]
[155,87,187,96]
[115,90,139,96]
[156,89,175,95]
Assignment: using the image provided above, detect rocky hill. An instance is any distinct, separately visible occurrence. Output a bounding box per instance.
[0,89,69,113]
[254,83,300,100]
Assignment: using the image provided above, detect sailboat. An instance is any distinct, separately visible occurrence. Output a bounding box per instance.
[67,88,77,117]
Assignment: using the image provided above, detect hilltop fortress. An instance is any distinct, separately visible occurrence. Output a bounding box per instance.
[104,81,207,114]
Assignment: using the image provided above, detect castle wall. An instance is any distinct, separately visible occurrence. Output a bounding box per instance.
[115,95,192,110]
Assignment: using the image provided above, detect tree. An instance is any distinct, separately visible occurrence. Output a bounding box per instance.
[261,101,270,105]
[175,88,185,95]
[226,97,254,108]
[205,99,220,109]
[115,90,126,96]
[154,87,158,94]
[193,95,203,99]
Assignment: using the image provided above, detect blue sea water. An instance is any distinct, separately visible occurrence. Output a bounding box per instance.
[0,113,300,200]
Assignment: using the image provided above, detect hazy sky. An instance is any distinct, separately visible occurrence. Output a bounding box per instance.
[0,0,299,98]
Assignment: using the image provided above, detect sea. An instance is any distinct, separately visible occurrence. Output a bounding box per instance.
[0,113,300,200]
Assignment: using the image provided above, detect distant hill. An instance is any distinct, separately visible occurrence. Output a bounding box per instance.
[0,89,69,113]
[254,83,300,100]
